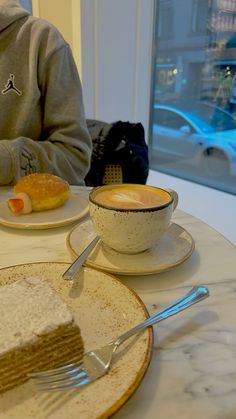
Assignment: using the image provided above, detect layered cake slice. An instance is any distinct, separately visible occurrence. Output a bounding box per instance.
[0,276,83,393]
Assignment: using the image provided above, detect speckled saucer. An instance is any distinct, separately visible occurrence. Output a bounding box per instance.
[0,262,152,419]
[67,219,195,276]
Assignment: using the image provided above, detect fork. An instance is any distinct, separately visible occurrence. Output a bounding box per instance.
[28,285,209,392]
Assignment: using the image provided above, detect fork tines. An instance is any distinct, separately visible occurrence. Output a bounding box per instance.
[28,358,91,392]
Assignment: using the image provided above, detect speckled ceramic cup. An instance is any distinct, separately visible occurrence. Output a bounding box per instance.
[89,184,178,254]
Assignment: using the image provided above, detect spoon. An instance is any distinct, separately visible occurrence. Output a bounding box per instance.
[63,236,99,280]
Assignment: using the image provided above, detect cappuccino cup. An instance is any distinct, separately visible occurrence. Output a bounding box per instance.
[89,184,178,254]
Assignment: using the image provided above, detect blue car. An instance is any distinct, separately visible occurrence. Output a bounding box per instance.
[151,102,236,179]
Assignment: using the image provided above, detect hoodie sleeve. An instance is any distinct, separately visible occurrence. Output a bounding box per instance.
[0,45,92,185]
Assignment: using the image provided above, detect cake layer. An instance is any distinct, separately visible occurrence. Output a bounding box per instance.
[0,277,83,393]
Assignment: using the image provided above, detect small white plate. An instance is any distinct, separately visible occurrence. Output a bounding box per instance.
[67,219,195,275]
[0,262,152,419]
[0,194,89,229]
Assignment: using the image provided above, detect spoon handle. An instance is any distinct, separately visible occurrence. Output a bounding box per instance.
[63,236,99,280]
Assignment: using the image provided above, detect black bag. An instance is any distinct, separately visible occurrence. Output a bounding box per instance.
[85,119,149,186]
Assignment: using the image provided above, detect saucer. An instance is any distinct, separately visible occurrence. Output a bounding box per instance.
[67,219,195,275]
[0,194,89,229]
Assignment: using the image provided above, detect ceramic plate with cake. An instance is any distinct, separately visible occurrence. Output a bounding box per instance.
[0,262,152,419]
[67,218,195,276]
[0,174,89,229]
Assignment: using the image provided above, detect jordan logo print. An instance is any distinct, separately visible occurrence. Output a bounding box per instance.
[2,74,22,96]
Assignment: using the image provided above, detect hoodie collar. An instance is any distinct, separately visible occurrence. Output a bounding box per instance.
[0,0,29,32]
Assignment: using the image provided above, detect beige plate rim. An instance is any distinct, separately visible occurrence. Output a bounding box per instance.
[66,219,195,276]
[0,262,153,419]
[0,195,89,230]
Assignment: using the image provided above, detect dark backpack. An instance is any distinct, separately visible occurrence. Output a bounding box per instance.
[85,119,149,186]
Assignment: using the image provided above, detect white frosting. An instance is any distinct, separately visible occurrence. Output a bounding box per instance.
[0,277,73,355]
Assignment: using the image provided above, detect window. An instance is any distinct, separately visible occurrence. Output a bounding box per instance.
[149,0,236,195]
[154,108,194,131]
[19,0,32,13]
[191,0,208,34]
[157,0,174,40]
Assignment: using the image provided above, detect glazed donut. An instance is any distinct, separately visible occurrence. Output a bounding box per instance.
[11,173,70,213]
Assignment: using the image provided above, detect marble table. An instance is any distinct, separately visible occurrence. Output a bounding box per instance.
[0,186,236,419]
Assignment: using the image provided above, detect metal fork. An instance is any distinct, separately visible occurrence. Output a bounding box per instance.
[28,285,209,392]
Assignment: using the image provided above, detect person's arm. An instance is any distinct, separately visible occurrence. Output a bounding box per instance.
[0,45,92,185]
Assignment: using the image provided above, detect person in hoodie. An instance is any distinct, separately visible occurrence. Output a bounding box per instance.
[0,0,92,185]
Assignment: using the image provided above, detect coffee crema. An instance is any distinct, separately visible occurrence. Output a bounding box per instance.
[92,185,171,209]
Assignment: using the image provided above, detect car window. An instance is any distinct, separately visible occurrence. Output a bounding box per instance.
[186,103,236,132]
[208,107,236,132]
[155,109,194,132]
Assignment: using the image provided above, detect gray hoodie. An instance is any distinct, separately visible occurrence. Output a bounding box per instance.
[0,0,92,185]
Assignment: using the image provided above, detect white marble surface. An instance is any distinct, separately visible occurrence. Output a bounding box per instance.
[0,186,236,419]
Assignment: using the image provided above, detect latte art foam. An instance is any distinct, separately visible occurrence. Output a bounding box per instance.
[110,192,146,207]
[93,186,171,209]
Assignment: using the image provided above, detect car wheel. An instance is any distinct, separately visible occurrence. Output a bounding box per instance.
[201,148,230,178]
